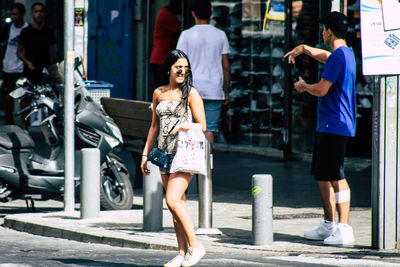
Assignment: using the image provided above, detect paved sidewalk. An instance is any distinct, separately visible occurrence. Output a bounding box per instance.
[2,150,400,265]
[3,194,398,265]
[2,194,371,253]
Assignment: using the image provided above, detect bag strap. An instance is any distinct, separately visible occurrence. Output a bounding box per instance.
[168,119,180,135]
[158,119,180,151]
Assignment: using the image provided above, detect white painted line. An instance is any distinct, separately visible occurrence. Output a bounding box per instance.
[265,255,399,266]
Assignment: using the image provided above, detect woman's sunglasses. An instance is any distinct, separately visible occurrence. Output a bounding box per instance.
[176,68,191,75]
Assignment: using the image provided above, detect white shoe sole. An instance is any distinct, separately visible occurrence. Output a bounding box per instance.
[323,239,355,246]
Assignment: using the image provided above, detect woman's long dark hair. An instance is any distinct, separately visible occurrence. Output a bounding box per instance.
[162,49,192,111]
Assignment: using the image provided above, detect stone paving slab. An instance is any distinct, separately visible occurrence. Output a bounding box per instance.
[2,196,382,258]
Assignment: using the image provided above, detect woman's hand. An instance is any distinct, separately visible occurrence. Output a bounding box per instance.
[170,122,191,135]
[141,156,150,175]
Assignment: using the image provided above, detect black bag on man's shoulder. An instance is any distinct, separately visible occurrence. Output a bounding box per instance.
[148,147,170,169]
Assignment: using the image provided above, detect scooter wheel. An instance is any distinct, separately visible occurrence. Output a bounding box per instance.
[100,155,133,210]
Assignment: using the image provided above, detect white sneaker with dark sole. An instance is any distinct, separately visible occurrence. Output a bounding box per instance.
[324,223,355,246]
[164,253,185,267]
[304,221,336,240]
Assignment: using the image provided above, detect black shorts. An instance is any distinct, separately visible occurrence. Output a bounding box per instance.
[2,72,24,94]
[311,132,349,181]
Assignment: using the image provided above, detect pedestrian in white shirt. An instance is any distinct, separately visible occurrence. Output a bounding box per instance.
[0,3,28,125]
[177,0,230,143]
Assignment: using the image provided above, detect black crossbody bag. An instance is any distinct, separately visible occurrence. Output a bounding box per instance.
[148,120,180,169]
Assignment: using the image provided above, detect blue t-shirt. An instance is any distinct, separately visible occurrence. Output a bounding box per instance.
[318,46,356,137]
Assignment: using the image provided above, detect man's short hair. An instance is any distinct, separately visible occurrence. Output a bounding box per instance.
[190,0,211,20]
[31,2,44,11]
[11,3,25,14]
[319,11,348,39]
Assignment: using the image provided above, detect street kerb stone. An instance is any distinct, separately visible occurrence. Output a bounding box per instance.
[42,226,63,238]
[61,228,85,242]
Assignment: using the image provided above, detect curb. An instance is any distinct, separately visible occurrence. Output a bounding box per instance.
[3,215,176,251]
[3,211,376,256]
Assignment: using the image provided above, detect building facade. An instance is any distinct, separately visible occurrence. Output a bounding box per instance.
[0,0,371,157]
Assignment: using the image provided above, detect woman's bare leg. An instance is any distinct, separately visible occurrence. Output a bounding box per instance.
[161,174,188,254]
[164,172,200,248]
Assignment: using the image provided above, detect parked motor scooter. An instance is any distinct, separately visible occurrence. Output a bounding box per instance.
[0,69,134,210]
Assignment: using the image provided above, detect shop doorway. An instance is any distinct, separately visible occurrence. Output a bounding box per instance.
[87,0,135,99]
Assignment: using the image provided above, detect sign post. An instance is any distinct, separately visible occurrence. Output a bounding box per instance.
[361,0,400,249]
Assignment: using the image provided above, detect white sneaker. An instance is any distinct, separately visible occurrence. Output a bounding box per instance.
[304,221,336,240]
[164,253,185,267]
[182,245,206,267]
[324,223,355,245]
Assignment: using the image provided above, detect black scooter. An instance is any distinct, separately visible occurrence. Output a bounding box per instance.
[0,72,133,210]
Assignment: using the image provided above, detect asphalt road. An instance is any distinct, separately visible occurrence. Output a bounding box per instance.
[0,217,319,267]
[0,221,397,267]
[0,200,313,267]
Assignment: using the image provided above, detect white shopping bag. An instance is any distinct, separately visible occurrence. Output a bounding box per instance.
[170,123,207,175]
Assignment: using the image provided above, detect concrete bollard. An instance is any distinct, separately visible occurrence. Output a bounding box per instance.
[143,161,163,231]
[80,148,100,219]
[198,141,212,229]
[252,174,273,245]
[196,140,222,235]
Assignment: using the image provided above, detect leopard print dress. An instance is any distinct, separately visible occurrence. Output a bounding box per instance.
[156,101,191,156]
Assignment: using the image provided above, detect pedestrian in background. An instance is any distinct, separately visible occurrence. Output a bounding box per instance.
[141,49,207,267]
[0,3,28,125]
[177,0,230,144]
[17,2,56,85]
[284,11,356,246]
[150,0,182,101]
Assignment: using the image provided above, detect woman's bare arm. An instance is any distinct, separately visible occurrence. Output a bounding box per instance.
[188,87,206,132]
[141,89,161,174]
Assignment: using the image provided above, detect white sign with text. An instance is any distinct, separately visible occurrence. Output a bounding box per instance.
[361,0,400,75]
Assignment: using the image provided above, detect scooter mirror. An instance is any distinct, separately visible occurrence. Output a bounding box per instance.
[9,87,30,99]
[15,77,27,87]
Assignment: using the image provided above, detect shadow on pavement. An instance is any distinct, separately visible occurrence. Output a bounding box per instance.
[52,258,155,267]
[213,152,372,208]
[0,205,63,218]
[213,227,252,245]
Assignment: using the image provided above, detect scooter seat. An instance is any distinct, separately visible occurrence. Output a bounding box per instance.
[0,125,26,133]
[0,130,35,149]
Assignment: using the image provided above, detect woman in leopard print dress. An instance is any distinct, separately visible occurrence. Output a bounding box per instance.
[141,49,207,267]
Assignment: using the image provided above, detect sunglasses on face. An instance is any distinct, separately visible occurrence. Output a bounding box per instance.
[175,68,190,75]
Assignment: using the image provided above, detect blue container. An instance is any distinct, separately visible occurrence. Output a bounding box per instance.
[83,80,113,106]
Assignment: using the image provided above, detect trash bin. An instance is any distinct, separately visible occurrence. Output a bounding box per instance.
[83,80,113,106]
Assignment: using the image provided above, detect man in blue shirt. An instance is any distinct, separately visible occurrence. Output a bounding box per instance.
[284,11,356,246]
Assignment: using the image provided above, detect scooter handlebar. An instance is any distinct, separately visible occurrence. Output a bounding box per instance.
[15,105,32,116]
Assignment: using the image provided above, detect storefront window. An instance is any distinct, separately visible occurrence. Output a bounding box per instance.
[346,0,372,156]
[212,0,318,151]
[211,0,369,156]
[212,0,287,148]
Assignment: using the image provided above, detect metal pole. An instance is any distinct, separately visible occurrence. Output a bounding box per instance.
[196,141,221,235]
[143,162,163,231]
[283,0,293,161]
[372,75,400,249]
[80,148,100,219]
[252,174,273,245]
[198,141,212,228]
[371,75,384,249]
[144,0,151,101]
[63,0,75,213]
